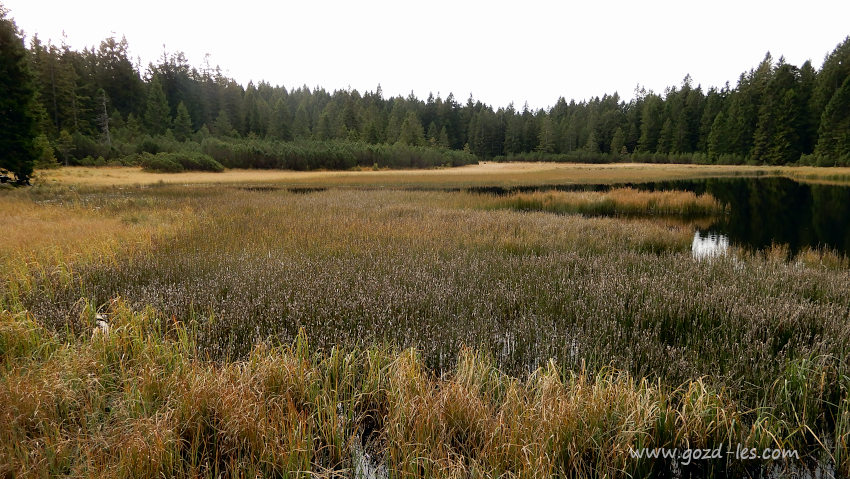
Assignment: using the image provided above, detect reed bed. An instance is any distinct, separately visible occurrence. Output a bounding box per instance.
[33,162,836,189]
[2,180,850,476]
[1,305,844,477]
[480,188,727,218]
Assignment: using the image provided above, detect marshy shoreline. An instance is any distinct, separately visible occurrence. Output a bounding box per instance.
[2,164,850,477]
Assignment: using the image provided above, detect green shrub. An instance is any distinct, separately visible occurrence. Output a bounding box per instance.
[201,138,477,170]
[140,153,183,173]
[140,152,224,173]
[492,151,749,165]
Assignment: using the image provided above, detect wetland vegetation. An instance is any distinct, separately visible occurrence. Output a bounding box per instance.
[2,165,850,477]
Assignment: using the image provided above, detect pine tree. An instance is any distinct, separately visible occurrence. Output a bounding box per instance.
[144,75,171,134]
[173,101,193,141]
[0,8,37,181]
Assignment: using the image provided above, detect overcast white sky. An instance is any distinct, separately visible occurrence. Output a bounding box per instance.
[5,0,850,110]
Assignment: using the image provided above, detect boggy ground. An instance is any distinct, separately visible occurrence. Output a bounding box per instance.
[33,161,850,188]
[2,166,849,477]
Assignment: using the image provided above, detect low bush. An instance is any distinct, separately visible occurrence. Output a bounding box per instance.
[201,138,477,170]
[140,152,224,173]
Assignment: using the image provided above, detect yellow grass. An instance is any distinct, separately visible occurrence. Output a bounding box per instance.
[475,188,726,217]
[34,162,850,188]
[0,188,195,283]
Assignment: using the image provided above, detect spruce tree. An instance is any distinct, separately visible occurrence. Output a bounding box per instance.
[0,7,37,182]
[213,108,234,137]
[584,129,600,153]
[426,121,439,146]
[438,126,450,148]
[144,75,171,134]
[610,126,626,156]
[769,89,801,165]
[814,76,850,165]
[503,113,523,154]
[362,119,381,144]
[173,101,193,141]
[811,37,850,124]
[314,110,333,140]
[292,103,311,139]
[657,118,674,154]
[536,116,556,153]
[708,111,729,159]
[798,60,818,154]
[398,111,425,146]
[637,94,663,152]
[269,98,292,141]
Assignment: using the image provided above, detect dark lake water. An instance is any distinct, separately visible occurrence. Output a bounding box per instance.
[639,177,850,257]
[468,177,850,257]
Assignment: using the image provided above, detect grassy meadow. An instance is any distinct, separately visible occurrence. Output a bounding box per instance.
[2,163,850,477]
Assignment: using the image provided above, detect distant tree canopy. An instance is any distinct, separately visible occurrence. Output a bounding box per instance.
[0,6,37,181]
[4,4,850,170]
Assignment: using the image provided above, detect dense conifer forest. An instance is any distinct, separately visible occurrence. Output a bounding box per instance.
[2,4,850,180]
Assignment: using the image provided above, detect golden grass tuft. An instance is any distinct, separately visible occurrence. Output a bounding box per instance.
[0,301,844,477]
[481,188,727,218]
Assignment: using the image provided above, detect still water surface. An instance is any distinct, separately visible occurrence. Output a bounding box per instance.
[470,177,850,257]
[638,177,850,258]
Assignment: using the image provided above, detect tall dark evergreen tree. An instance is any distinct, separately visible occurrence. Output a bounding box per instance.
[173,101,193,141]
[398,111,425,146]
[144,75,171,134]
[0,7,37,181]
[814,76,850,165]
[269,98,292,141]
[637,94,663,152]
[610,126,626,155]
[768,89,801,165]
[94,36,143,117]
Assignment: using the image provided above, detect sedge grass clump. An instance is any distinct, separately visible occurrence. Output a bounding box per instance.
[484,187,727,218]
[0,302,848,477]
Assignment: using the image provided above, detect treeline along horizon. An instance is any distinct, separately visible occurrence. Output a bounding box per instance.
[7,7,850,170]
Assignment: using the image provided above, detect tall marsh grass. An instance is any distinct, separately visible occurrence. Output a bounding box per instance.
[1,306,843,477]
[482,187,727,217]
[3,181,850,476]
